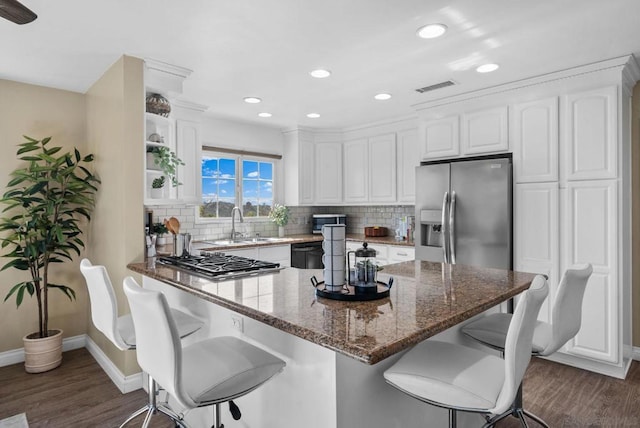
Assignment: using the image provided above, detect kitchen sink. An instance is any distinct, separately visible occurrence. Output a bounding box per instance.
[198,237,287,247]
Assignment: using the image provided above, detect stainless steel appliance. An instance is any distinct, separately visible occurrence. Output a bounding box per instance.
[291,241,324,269]
[415,154,512,270]
[157,252,283,281]
[312,214,346,234]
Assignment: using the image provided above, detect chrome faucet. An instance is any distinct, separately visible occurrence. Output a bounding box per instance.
[231,206,244,241]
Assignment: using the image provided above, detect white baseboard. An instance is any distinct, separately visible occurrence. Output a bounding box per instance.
[0,334,142,394]
[85,336,143,394]
[0,334,86,368]
[632,346,640,361]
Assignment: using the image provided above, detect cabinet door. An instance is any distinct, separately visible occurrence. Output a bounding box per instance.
[388,245,415,264]
[562,180,617,363]
[299,139,315,205]
[564,86,617,180]
[514,183,559,324]
[369,134,396,202]
[343,139,369,203]
[258,245,291,267]
[421,116,459,160]
[512,97,559,183]
[176,119,202,205]
[461,106,508,155]
[397,129,419,203]
[314,142,343,204]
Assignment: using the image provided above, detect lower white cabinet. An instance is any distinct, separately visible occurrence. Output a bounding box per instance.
[388,246,415,264]
[225,245,291,267]
[345,241,414,267]
[562,180,618,363]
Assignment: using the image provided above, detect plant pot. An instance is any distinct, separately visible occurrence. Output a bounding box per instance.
[156,235,167,246]
[150,187,164,199]
[23,329,63,373]
[146,152,161,170]
[278,226,285,237]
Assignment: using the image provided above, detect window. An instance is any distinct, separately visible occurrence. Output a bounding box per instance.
[200,149,276,219]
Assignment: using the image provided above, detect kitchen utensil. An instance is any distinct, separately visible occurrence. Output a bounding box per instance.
[321,224,345,240]
[169,217,180,235]
[172,233,191,258]
[164,218,174,235]
[364,226,388,237]
[347,242,378,286]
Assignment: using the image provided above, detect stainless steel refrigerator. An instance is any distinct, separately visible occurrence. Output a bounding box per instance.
[415,155,512,270]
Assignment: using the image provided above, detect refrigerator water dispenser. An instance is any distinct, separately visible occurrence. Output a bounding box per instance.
[420,209,443,248]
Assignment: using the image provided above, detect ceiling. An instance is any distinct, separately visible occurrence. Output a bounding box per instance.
[2,0,640,130]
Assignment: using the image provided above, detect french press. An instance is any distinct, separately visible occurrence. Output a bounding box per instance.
[347,242,378,286]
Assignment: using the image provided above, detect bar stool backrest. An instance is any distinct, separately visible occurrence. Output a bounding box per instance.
[80,258,130,350]
[123,276,193,408]
[493,275,548,415]
[542,264,593,356]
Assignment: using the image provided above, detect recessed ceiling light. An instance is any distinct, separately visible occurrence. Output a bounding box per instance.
[310,69,331,78]
[306,113,320,119]
[258,112,272,118]
[244,97,262,104]
[374,93,392,101]
[476,63,499,73]
[416,23,448,39]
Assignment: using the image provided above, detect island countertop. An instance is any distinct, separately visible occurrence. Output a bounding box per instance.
[127,260,537,364]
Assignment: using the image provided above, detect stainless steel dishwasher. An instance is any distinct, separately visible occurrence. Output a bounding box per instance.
[290,241,324,269]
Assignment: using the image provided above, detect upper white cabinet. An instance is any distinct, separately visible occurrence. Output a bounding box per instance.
[299,138,315,205]
[175,119,202,205]
[461,106,509,155]
[397,129,419,203]
[369,134,396,202]
[315,141,343,204]
[564,86,617,181]
[511,97,559,183]
[282,129,315,206]
[343,138,369,203]
[421,116,459,160]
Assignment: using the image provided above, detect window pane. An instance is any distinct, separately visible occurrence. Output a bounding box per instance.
[260,162,273,180]
[200,155,236,218]
[243,160,259,179]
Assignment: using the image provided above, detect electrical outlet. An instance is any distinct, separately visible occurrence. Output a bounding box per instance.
[231,314,244,333]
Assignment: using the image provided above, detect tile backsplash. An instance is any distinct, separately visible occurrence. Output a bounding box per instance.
[146,204,414,241]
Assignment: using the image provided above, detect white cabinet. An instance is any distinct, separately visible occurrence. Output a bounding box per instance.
[223,245,291,267]
[346,241,414,267]
[176,119,202,205]
[343,139,368,203]
[514,183,559,324]
[564,86,617,181]
[282,129,315,206]
[369,134,396,202]
[512,97,559,183]
[299,138,315,205]
[461,106,509,155]
[562,180,617,363]
[315,141,343,204]
[397,129,419,203]
[421,116,459,160]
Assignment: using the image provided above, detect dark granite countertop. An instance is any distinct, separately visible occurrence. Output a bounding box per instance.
[127,259,536,365]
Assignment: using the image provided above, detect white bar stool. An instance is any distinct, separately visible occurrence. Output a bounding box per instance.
[80,258,204,426]
[384,275,549,428]
[461,264,593,427]
[123,276,286,428]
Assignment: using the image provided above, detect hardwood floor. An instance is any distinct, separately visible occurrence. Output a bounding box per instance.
[1,348,640,427]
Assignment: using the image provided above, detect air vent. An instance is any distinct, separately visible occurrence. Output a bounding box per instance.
[415,80,456,93]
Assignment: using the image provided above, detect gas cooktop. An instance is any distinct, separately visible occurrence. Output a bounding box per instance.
[157,251,283,281]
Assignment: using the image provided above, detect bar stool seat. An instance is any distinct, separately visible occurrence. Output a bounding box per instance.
[463,313,552,354]
[384,275,548,428]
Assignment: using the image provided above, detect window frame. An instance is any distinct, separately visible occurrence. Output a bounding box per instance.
[196,148,279,223]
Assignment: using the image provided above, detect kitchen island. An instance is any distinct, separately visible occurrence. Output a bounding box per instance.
[127,259,536,427]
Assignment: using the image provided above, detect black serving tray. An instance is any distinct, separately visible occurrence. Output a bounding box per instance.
[310,276,394,301]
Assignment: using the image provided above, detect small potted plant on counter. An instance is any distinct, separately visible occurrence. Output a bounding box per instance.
[151,176,166,199]
[152,222,169,245]
[269,203,289,237]
[0,136,100,373]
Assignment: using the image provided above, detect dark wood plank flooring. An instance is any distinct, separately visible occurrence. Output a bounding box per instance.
[1,348,640,427]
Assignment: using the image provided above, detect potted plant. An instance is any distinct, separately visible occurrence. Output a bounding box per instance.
[0,136,100,373]
[268,204,289,237]
[152,222,169,245]
[147,146,184,187]
[151,176,166,199]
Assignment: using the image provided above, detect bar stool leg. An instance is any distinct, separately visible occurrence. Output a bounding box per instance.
[449,409,457,428]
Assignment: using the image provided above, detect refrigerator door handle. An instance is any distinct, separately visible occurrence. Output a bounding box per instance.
[449,191,456,264]
[441,192,450,263]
